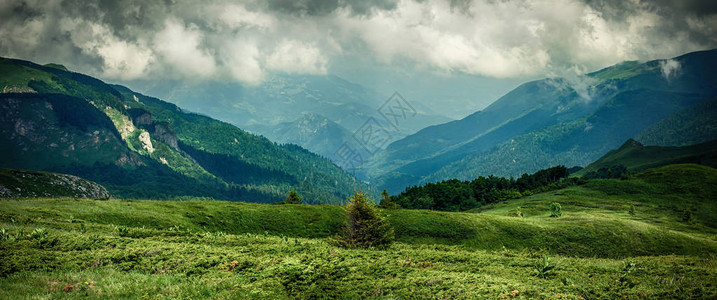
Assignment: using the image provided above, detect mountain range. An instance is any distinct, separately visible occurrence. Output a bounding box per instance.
[0,57,372,204]
[2,49,716,198]
[124,75,451,164]
[364,49,717,193]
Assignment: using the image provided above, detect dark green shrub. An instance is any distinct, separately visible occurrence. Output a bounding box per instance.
[283,190,303,204]
[550,202,562,218]
[628,205,636,216]
[333,191,394,249]
[378,189,399,209]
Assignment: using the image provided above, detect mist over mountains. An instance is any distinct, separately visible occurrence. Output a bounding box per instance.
[365,49,717,192]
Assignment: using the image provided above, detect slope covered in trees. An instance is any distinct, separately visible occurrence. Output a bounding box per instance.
[393,166,571,211]
[368,49,717,193]
[0,57,371,204]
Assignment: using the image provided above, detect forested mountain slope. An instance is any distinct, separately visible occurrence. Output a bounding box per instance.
[369,49,717,192]
[0,57,371,203]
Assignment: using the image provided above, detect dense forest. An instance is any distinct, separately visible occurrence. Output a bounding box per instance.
[391,166,575,211]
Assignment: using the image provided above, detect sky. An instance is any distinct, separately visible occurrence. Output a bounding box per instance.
[1,0,716,118]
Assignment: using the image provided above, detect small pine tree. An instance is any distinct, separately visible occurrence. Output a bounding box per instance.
[378,189,399,209]
[284,190,302,204]
[334,191,394,249]
[550,202,562,218]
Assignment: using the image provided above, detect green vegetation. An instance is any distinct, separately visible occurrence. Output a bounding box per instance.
[0,169,110,199]
[637,98,717,146]
[575,138,717,177]
[394,166,572,211]
[378,189,399,209]
[549,202,562,217]
[370,49,717,193]
[282,190,303,204]
[0,164,715,298]
[0,56,371,204]
[333,191,394,249]
[588,60,657,81]
[428,87,712,185]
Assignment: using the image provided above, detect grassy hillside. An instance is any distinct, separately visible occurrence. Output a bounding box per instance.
[0,164,715,298]
[574,139,717,177]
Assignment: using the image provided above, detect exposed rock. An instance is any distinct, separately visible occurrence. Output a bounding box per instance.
[0,168,111,199]
[105,107,136,140]
[131,111,153,126]
[153,123,179,150]
[115,152,144,167]
[2,85,36,93]
[138,131,154,153]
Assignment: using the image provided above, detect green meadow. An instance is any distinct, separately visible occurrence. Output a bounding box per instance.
[1,164,715,299]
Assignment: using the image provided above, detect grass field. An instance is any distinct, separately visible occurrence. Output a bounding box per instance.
[0,164,715,298]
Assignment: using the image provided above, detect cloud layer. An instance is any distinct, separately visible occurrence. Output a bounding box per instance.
[0,0,715,84]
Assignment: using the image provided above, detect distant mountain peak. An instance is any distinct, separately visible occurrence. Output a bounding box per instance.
[43,63,68,71]
[620,138,644,150]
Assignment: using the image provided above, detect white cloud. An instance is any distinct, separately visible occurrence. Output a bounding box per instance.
[96,39,153,80]
[1,0,715,85]
[153,18,217,78]
[58,18,152,80]
[222,39,265,85]
[214,3,275,30]
[660,59,681,81]
[266,40,327,75]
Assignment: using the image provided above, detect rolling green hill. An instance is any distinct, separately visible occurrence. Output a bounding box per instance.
[0,57,372,204]
[0,164,715,298]
[574,139,717,177]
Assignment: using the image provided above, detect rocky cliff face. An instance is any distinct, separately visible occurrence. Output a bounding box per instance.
[0,168,111,199]
[128,108,180,152]
[152,123,179,151]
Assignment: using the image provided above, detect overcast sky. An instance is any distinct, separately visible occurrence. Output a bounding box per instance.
[1,0,716,117]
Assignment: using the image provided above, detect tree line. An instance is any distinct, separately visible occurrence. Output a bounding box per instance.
[386,166,576,211]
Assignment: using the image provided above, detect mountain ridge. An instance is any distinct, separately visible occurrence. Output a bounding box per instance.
[368,49,717,192]
[0,56,372,204]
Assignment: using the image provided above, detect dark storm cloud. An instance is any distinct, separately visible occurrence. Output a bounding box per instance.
[0,0,715,84]
[266,0,398,16]
[58,0,169,40]
[581,0,717,50]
